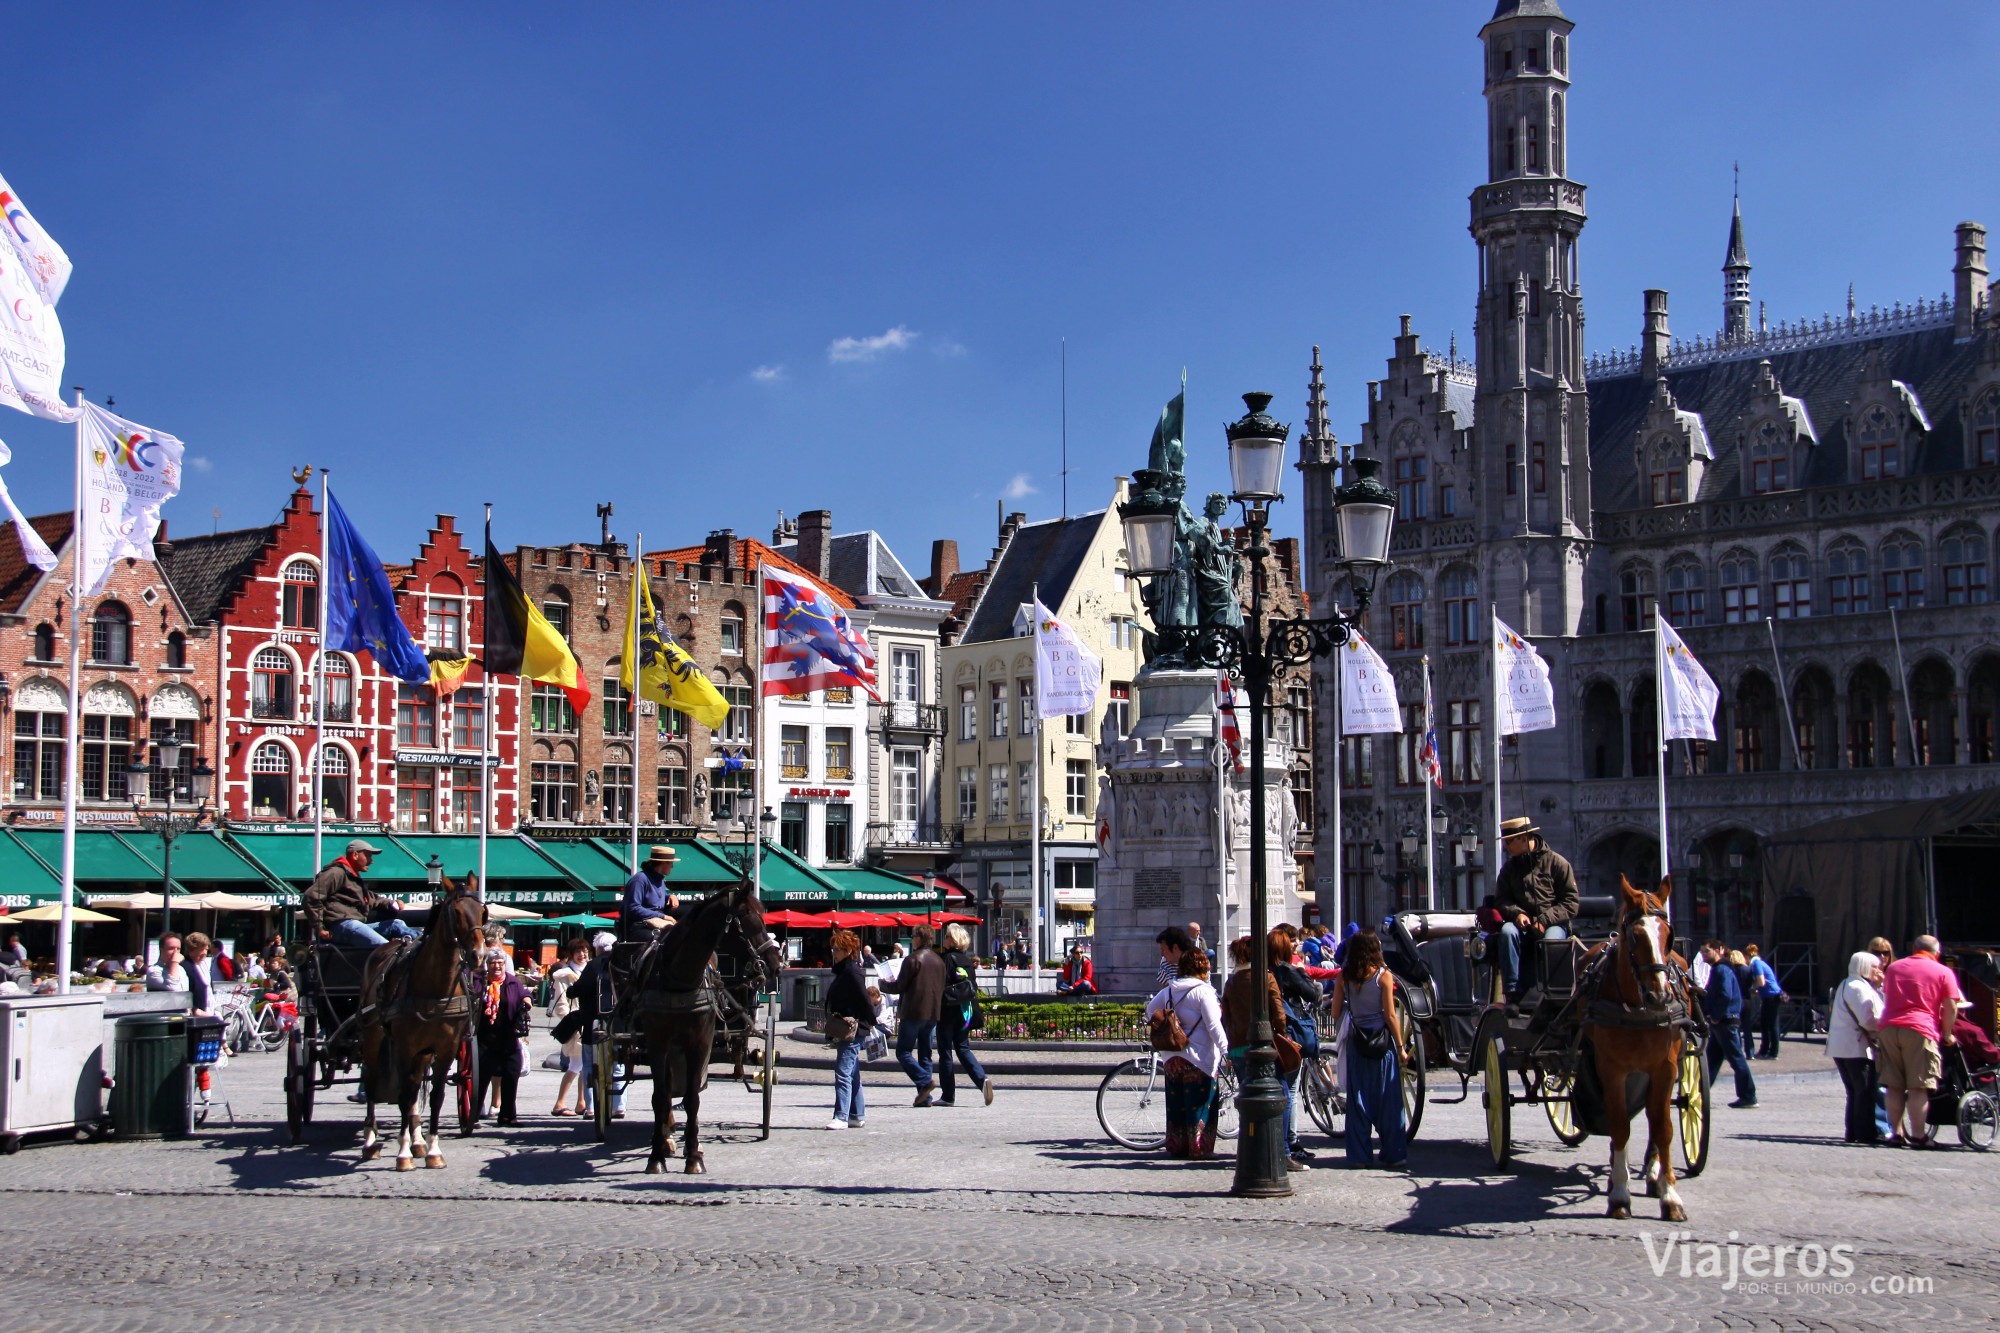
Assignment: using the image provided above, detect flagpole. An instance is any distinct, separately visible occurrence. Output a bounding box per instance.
[1654,608,1672,898]
[57,388,85,994]
[629,532,642,874]
[1422,654,1436,913]
[1889,606,1918,765]
[1029,582,1042,985]
[1329,650,1344,930]
[312,471,329,881]
[1489,603,1503,900]
[1766,616,1801,770]
[479,505,492,895]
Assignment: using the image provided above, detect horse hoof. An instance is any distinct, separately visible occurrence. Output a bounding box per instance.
[395,1157,415,1173]
[644,1160,664,1175]
[425,1155,446,1169]
[1663,1202,1688,1222]
[1607,1203,1630,1220]
[685,1160,706,1175]
[360,1144,381,1162]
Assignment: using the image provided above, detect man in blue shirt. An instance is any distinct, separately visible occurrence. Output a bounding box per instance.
[1700,940,1757,1109]
[1744,942,1787,1059]
[620,845,680,943]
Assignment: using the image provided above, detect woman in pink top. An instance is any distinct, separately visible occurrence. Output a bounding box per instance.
[1876,935,1963,1146]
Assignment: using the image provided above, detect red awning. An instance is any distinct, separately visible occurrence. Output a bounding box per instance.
[930,875,972,902]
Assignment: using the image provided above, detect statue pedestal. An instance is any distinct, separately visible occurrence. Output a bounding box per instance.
[1090,669,1299,994]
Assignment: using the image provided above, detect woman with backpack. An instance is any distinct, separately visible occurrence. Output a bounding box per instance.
[1326,927,1407,1167]
[935,923,995,1106]
[1270,924,1323,1168]
[1144,948,1228,1158]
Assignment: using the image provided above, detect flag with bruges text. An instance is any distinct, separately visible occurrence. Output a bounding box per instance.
[1033,599,1101,718]
[1494,614,1557,735]
[1338,629,1403,734]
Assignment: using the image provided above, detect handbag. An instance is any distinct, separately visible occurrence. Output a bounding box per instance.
[1148,989,1190,1052]
[1344,975,1396,1061]
[824,1013,859,1044]
[1273,1030,1303,1074]
[863,1025,888,1062]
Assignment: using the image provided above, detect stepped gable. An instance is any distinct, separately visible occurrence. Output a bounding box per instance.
[0,513,70,613]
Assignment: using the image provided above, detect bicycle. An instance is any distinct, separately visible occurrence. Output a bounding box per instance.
[220,986,291,1053]
[1096,1049,1241,1150]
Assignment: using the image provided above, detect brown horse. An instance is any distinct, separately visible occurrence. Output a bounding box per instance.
[1584,875,1691,1221]
[357,877,484,1171]
[631,879,780,1174]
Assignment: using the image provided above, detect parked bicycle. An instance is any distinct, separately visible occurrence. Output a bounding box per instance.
[1096,1048,1241,1150]
[218,986,292,1054]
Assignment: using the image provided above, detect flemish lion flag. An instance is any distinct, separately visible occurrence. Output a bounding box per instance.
[622,559,728,729]
[482,523,589,713]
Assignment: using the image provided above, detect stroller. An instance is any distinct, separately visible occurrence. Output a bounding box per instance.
[1925,1021,1999,1150]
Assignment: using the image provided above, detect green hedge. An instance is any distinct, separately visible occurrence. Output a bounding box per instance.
[976,1000,1144,1042]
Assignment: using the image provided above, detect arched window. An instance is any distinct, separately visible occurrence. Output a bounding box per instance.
[32,622,55,661]
[1550,93,1564,173]
[281,560,319,630]
[250,741,294,817]
[1385,571,1425,651]
[541,588,572,641]
[530,741,578,822]
[1619,564,1656,632]
[1719,551,1760,623]
[1880,535,1925,609]
[79,684,136,803]
[1856,403,1900,480]
[322,654,354,722]
[1942,527,1990,605]
[1828,539,1869,615]
[165,630,187,669]
[1553,34,1567,73]
[602,661,632,736]
[603,742,633,824]
[13,677,66,800]
[1749,419,1790,494]
[1664,560,1706,627]
[1770,544,1811,618]
[146,684,201,802]
[90,602,132,665]
[1975,389,1999,468]
[252,647,296,719]
[656,755,688,824]
[313,745,352,820]
[1440,567,1478,646]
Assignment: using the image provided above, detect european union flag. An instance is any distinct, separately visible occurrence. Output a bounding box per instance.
[324,489,432,685]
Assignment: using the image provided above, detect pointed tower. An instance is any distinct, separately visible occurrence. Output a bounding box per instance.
[1724,171,1752,341]
[1296,344,1343,612]
[1470,0,1590,629]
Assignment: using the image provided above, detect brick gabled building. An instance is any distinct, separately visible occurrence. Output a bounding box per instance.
[0,512,218,825]
[161,484,518,831]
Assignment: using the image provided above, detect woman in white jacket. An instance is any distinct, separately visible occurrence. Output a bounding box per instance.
[1828,949,1886,1144]
[1144,950,1229,1158]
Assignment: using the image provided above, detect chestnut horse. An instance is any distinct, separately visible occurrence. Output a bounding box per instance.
[631,879,781,1174]
[1584,876,1691,1221]
[357,878,484,1170]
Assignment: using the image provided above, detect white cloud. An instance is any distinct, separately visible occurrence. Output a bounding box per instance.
[188,456,213,473]
[1001,472,1037,501]
[828,324,918,363]
[750,364,785,382]
[933,339,968,358]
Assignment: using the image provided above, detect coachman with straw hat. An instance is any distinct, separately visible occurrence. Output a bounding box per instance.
[1492,816,1578,1003]
[619,844,682,943]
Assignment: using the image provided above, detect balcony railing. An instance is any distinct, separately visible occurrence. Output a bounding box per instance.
[865,820,963,850]
[871,701,945,735]
[322,701,354,723]
[250,699,294,721]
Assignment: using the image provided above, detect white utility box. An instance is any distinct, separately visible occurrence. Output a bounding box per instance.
[0,993,107,1150]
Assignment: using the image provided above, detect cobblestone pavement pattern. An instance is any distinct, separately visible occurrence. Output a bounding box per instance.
[1,1040,1992,1331]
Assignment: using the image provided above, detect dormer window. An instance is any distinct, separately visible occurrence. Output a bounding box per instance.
[1749,421,1790,493]
[1973,389,1997,468]
[1553,35,1567,73]
[1857,405,1900,480]
[1649,465,1685,506]
[1394,455,1429,520]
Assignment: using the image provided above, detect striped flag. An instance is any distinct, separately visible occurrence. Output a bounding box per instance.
[1216,672,1243,772]
[761,563,878,698]
[1418,654,1442,788]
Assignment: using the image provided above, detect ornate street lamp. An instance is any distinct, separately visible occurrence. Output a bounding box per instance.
[1117,390,1395,1198]
[128,737,215,941]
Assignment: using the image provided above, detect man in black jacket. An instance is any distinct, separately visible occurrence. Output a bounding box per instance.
[880,925,946,1106]
[1492,817,1579,1002]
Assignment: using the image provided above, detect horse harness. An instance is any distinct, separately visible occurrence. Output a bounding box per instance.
[359,934,479,1028]
[1582,908,1695,1031]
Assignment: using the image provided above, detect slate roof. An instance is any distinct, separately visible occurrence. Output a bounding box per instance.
[1491,0,1568,19]
[645,536,856,609]
[157,525,277,624]
[958,510,1104,645]
[0,512,70,614]
[772,531,930,602]
[1586,324,1994,511]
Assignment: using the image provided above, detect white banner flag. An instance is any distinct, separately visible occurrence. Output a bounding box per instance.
[1494,614,1557,735]
[78,402,183,595]
[1658,617,1720,741]
[1338,630,1403,734]
[0,171,72,307]
[1034,599,1101,718]
[0,437,57,572]
[0,234,69,422]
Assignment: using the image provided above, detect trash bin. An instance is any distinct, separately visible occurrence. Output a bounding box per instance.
[111,1014,191,1140]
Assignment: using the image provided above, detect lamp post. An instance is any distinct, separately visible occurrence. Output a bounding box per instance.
[1119,391,1395,1198]
[127,737,216,941]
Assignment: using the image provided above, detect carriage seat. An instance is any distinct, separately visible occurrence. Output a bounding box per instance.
[307,944,384,992]
[1538,935,1586,998]
[1573,895,1617,925]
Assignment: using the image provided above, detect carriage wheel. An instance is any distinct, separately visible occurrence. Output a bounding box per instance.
[285,1015,317,1144]
[1394,990,1426,1141]
[592,1042,613,1142]
[454,1035,480,1137]
[1957,1090,1997,1151]
[1482,1034,1512,1169]
[1676,1039,1712,1177]
[1542,1069,1589,1147]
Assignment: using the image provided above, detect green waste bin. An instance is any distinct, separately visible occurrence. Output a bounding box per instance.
[112,1014,192,1140]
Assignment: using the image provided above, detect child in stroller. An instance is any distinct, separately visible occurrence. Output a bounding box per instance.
[1924,1009,1999,1150]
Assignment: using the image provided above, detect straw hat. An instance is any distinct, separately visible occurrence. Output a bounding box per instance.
[1499,817,1540,841]
[645,844,677,866]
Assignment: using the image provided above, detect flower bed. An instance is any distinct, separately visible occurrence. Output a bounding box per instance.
[976,1000,1144,1043]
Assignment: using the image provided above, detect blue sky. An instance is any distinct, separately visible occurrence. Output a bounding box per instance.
[1,2,1994,571]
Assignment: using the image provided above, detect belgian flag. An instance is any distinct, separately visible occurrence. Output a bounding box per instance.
[482,521,590,714]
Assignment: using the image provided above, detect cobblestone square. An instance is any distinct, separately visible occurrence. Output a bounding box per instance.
[1,1040,1992,1332]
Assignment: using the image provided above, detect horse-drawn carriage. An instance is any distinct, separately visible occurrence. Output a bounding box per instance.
[1381,880,1713,1216]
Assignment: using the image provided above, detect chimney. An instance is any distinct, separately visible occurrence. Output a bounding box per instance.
[1395,313,1418,359]
[1000,511,1027,546]
[797,509,833,581]
[703,528,736,572]
[1955,222,1989,339]
[926,539,959,597]
[1641,289,1671,381]
[772,510,798,545]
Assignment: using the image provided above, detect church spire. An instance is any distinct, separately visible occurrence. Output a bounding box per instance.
[1299,344,1340,467]
[1723,164,1752,341]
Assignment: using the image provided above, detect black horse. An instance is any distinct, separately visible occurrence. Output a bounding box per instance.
[631,880,781,1174]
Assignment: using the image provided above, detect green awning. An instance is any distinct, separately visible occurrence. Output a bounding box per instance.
[819,866,943,908]
[539,839,639,891]
[112,830,283,888]
[586,837,744,885]
[0,829,62,905]
[221,830,433,884]
[12,828,165,887]
[753,842,848,903]
[387,834,566,886]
